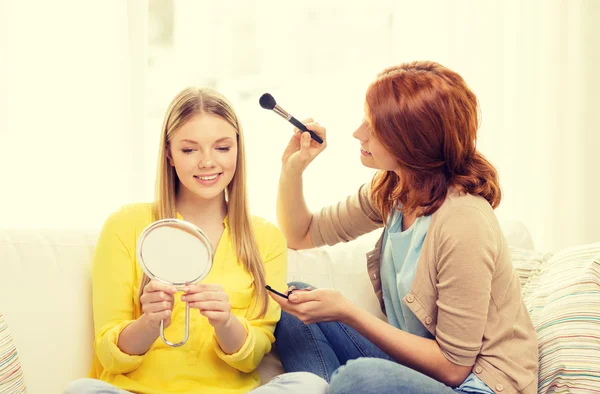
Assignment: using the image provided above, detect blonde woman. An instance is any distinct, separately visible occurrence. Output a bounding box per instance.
[65,88,328,394]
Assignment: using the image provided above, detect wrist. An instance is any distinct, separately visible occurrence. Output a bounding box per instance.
[340,303,363,326]
[281,163,305,177]
[215,312,235,332]
[139,314,161,333]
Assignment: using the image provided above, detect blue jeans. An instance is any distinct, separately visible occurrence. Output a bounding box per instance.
[328,358,493,394]
[65,372,328,394]
[275,282,493,393]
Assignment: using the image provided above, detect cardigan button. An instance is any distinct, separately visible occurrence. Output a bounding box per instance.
[406,294,415,303]
[425,317,432,325]
[496,384,504,392]
[474,366,482,374]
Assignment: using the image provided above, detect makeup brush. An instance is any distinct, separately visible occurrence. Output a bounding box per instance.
[259,93,323,144]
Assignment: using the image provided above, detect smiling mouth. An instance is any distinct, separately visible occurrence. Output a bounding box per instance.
[361,148,372,156]
[194,173,221,181]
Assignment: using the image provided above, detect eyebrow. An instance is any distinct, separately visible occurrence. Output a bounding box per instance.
[178,137,234,144]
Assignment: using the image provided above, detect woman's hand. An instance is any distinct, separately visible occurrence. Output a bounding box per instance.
[140,280,177,328]
[281,118,327,173]
[182,284,233,329]
[269,287,357,325]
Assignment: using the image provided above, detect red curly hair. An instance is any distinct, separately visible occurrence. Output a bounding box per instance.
[366,61,501,220]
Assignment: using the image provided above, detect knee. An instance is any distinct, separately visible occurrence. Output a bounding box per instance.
[274,310,307,339]
[287,281,314,290]
[328,358,403,394]
[64,378,102,394]
[278,372,328,393]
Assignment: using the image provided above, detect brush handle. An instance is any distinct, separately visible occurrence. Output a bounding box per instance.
[289,116,323,144]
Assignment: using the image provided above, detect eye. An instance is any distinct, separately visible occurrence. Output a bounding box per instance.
[181,148,195,154]
[216,147,230,152]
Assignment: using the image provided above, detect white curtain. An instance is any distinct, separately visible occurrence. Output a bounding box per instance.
[0,0,147,229]
[155,0,598,253]
[1,0,597,253]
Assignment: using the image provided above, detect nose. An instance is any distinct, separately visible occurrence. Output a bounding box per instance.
[353,121,368,142]
[198,152,215,168]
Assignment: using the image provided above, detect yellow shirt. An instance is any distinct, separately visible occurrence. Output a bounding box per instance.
[89,203,288,394]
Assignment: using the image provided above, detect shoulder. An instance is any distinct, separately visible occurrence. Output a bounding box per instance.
[425,193,506,280]
[100,202,155,234]
[434,192,499,230]
[431,192,502,254]
[249,215,287,254]
[250,216,286,243]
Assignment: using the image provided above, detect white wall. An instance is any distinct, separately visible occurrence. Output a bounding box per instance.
[1,0,598,252]
[0,0,140,229]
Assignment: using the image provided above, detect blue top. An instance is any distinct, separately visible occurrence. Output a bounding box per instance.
[380,208,494,393]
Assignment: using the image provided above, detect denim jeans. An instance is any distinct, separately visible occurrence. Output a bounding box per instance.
[274,282,493,394]
[328,358,494,394]
[64,372,328,394]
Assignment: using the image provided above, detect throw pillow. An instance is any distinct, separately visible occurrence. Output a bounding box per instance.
[523,243,600,394]
[0,313,27,393]
[509,246,553,295]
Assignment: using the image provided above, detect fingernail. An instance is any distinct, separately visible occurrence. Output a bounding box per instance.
[183,287,189,292]
[181,296,186,301]
[289,295,297,302]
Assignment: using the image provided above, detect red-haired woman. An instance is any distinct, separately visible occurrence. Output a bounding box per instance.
[270,61,538,394]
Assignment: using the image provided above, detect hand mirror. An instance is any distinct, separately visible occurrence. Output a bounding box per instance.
[136,218,213,347]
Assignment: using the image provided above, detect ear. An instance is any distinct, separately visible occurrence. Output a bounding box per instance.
[166,144,174,166]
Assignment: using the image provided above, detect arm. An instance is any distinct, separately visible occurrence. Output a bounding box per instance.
[277,122,383,250]
[347,205,497,386]
[212,225,289,372]
[118,279,176,355]
[213,314,248,354]
[277,165,314,249]
[278,205,497,387]
[182,283,249,355]
[276,122,326,249]
[344,307,472,387]
[92,209,151,374]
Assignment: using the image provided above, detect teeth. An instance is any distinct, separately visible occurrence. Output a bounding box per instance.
[197,174,218,181]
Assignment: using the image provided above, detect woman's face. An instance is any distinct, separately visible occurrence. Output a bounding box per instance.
[168,114,238,202]
[352,118,400,172]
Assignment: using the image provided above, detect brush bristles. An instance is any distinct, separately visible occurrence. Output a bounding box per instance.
[259,93,276,110]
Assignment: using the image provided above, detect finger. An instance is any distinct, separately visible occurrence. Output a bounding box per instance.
[184,283,223,293]
[148,309,171,321]
[268,291,289,306]
[146,280,177,294]
[299,132,311,151]
[182,291,228,303]
[142,291,174,304]
[303,123,326,138]
[288,289,319,303]
[189,300,229,311]
[143,300,173,314]
[200,310,227,321]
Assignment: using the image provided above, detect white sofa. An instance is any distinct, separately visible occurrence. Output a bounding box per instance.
[0,221,561,394]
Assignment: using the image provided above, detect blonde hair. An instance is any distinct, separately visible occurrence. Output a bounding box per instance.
[138,87,268,317]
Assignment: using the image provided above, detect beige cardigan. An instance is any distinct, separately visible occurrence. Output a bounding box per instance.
[308,184,538,394]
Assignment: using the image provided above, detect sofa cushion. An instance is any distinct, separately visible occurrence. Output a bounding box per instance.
[508,246,553,294]
[0,313,27,393]
[523,243,600,394]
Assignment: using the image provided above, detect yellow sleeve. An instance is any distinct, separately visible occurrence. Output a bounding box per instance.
[91,208,145,375]
[213,224,288,372]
